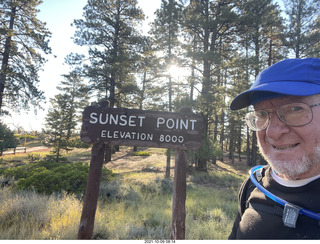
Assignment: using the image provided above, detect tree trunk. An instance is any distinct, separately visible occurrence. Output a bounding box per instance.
[166,149,171,178]
[246,126,251,166]
[251,132,258,166]
[104,145,112,163]
[0,6,16,110]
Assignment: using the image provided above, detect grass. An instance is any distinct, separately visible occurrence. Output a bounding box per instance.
[0,188,81,239]
[25,140,43,148]
[186,185,237,239]
[95,180,173,239]
[0,146,248,240]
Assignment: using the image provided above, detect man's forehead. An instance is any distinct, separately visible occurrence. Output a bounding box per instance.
[253,95,312,109]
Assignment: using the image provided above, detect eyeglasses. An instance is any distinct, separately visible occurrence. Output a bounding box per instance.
[245,102,320,131]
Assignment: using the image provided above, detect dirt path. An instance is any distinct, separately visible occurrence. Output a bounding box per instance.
[104,147,171,174]
[3,146,50,156]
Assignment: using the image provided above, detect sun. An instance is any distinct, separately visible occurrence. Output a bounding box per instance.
[168,64,186,80]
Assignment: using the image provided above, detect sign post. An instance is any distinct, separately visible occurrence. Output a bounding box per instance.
[78,143,105,239]
[170,149,187,239]
[78,100,204,239]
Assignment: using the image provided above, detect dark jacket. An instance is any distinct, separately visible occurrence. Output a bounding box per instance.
[229,166,320,239]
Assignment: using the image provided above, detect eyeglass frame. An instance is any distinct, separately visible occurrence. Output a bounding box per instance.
[244,101,320,131]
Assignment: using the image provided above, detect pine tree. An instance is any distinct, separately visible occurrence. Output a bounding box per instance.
[235,0,286,166]
[0,122,18,156]
[57,71,90,137]
[0,0,51,111]
[306,15,320,57]
[72,0,144,162]
[284,0,320,58]
[44,94,71,161]
[72,0,144,108]
[182,0,240,170]
[44,71,89,162]
[136,37,163,110]
[149,0,183,177]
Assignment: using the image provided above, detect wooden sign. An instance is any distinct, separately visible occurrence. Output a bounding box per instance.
[81,103,204,150]
[78,101,205,240]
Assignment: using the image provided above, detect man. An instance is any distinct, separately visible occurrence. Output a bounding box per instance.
[228,58,320,239]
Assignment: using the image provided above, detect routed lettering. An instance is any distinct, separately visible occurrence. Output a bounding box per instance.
[81,106,204,150]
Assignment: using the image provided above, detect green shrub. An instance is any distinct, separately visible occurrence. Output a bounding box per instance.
[14,134,36,140]
[99,180,142,203]
[132,151,152,156]
[0,123,19,154]
[69,136,91,149]
[26,153,42,164]
[1,161,113,195]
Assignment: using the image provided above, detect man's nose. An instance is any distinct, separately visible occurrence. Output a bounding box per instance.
[265,112,290,139]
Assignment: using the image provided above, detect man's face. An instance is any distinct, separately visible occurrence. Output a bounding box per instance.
[255,94,320,180]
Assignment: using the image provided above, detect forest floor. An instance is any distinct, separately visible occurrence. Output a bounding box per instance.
[104,147,249,179]
[0,145,250,240]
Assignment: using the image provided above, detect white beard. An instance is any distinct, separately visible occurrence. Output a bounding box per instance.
[258,145,320,180]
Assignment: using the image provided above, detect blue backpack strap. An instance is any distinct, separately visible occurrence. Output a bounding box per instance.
[238,165,268,216]
[238,177,255,216]
[249,165,320,227]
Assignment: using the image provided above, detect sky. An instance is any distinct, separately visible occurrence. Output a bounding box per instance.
[3,0,285,132]
[3,0,161,132]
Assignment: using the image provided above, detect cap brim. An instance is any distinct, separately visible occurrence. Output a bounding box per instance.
[230,81,320,110]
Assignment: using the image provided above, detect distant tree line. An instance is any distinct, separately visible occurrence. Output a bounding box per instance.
[1,0,320,167]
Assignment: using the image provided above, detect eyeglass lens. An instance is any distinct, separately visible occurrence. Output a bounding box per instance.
[245,103,313,131]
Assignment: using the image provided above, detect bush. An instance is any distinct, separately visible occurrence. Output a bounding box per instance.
[99,180,142,203]
[26,153,42,164]
[132,151,152,156]
[0,123,19,155]
[69,136,91,149]
[14,134,36,140]
[1,161,113,195]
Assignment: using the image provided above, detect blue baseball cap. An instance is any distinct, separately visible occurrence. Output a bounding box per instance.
[230,58,320,110]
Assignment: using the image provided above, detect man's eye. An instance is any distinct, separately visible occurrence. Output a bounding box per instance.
[281,104,307,117]
[255,111,268,118]
[291,106,303,112]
